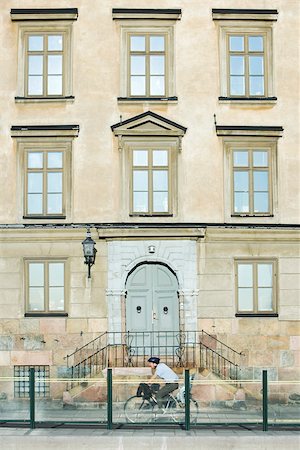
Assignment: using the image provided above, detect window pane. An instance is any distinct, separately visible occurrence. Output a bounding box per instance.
[150,56,165,75]
[153,171,168,191]
[233,151,248,167]
[28,35,43,51]
[258,288,273,311]
[29,263,44,286]
[153,150,168,166]
[28,173,43,193]
[27,194,43,214]
[48,55,62,75]
[250,76,264,96]
[47,173,62,193]
[230,76,245,95]
[238,288,253,311]
[258,264,273,287]
[249,56,264,75]
[49,287,64,311]
[254,193,269,212]
[130,56,145,75]
[133,192,148,212]
[28,76,43,95]
[47,76,62,95]
[28,55,43,75]
[130,76,146,95]
[253,151,268,167]
[133,171,148,191]
[238,264,253,287]
[234,193,249,212]
[130,36,145,51]
[150,36,165,51]
[133,150,148,166]
[230,56,245,75]
[153,192,168,212]
[49,263,64,286]
[47,152,63,169]
[234,171,249,191]
[29,287,44,311]
[150,76,165,95]
[254,171,268,191]
[28,152,43,169]
[229,36,244,51]
[249,36,264,52]
[47,194,62,214]
[48,35,63,51]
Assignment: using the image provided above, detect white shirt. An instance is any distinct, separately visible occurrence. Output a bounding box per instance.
[155,363,179,383]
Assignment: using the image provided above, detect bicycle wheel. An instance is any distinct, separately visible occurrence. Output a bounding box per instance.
[190,398,199,423]
[124,396,153,423]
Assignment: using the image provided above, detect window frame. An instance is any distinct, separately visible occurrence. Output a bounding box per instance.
[25,258,68,315]
[235,259,277,315]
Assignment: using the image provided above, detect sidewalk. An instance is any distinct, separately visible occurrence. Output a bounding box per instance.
[0,426,299,450]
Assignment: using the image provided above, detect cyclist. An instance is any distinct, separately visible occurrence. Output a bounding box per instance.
[148,357,179,410]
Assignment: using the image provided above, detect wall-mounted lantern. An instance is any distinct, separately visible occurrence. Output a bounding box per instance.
[82,228,97,278]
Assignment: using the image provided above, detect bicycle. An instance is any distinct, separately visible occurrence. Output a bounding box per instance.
[124,382,199,424]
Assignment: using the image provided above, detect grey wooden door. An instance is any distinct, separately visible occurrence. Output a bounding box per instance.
[126,264,179,354]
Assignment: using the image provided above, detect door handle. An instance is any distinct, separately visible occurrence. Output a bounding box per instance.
[153,312,157,320]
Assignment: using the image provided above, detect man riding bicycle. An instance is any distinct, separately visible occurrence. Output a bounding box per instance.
[147,357,179,410]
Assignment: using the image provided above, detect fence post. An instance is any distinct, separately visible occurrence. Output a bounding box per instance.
[262,370,268,432]
[184,369,190,430]
[107,368,113,429]
[29,367,35,429]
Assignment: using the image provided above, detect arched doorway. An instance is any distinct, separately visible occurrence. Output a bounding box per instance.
[125,263,179,351]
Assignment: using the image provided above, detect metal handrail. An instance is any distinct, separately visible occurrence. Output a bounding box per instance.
[200,330,243,356]
[66,331,107,360]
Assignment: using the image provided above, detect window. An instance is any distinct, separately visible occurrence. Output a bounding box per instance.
[14,366,50,398]
[25,260,67,314]
[235,260,277,314]
[212,9,277,102]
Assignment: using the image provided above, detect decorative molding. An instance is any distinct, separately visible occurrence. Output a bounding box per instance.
[212,9,278,22]
[216,125,283,138]
[112,9,182,21]
[11,8,78,21]
[11,125,80,138]
[111,111,187,135]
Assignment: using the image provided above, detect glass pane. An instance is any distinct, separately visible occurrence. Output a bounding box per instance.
[258,264,273,287]
[150,36,165,51]
[133,192,148,212]
[253,151,268,167]
[254,192,269,212]
[28,173,43,193]
[153,150,168,166]
[233,151,248,167]
[133,171,148,191]
[28,35,43,51]
[48,55,62,75]
[28,152,43,169]
[230,56,245,75]
[28,55,43,75]
[249,56,264,75]
[130,76,146,95]
[133,150,148,166]
[238,264,253,287]
[258,288,273,311]
[150,56,165,75]
[153,192,168,212]
[234,193,249,213]
[49,263,64,286]
[249,36,264,52]
[47,194,62,214]
[238,288,253,311]
[254,171,268,191]
[234,171,249,191]
[27,194,43,214]
[230,76,245,95]
[29,287,44,311]
[28,76,43,95]
[153,171,168,191]
[47,173,62,193]
[49,287,65,311]
[229,36,244,52]
[150,76,165,95]
[48,35,63,51]
[48,152,63,169]
[29,263,44,286]
[130,36,145,51]
[250,76,264,96]
[130,56,145,75]
[47,76,62,95]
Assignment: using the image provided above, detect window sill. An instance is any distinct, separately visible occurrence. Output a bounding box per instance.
[25,313,68,317]
[23,215,66,220]
[129,213,173,217]
[15,96,75,104]
[118,96,178,105]
[219,97,277,105]
[235,313,278,318]
[231,214,274,218]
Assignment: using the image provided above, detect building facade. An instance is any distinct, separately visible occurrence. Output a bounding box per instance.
[0,0,299,398]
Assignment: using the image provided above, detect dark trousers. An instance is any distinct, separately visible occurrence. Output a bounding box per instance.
[156,383,178,408]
